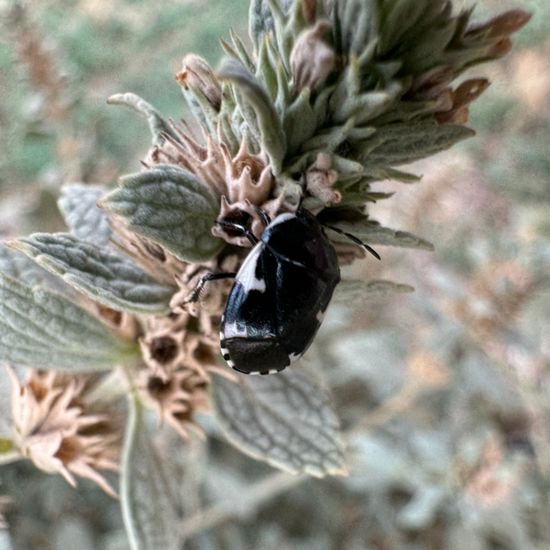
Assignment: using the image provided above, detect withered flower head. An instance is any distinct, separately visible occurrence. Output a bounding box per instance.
[137,307,235,439]
[145,115,284,246]
[7,366,120,497]
[305,153,341,206]
[138,367,210,441]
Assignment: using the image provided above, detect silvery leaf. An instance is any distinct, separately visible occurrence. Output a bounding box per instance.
[101,165,223,263]
[283,88,317,154]
[329,220,434,250]
[58,184,112,246]
[121,396,181,550]
[249,0,275,51]
[211,366,346,477]
[11,233,175,314]
[333,279,414,306]
[359,121,475,166]
[0,273,137,371]
[0,242,66,293]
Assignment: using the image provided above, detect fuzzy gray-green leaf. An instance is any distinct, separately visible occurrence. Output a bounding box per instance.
[102,165,223,263]
[0,242,67,293]
[121,396,180,550]
[330,220,434,250]
[359,121,475,166]
[11,233,176,314]
[283,88,317,154]
[0,273,136,371]
[249,0,275,52]
[333,279,415,307]
[58,184,112,246]
[211,366,346,477]
[219,60,287,175]
[107,93,177,147]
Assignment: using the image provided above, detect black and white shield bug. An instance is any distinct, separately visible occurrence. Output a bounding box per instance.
[214,208,380,375]
[219,209,339,375]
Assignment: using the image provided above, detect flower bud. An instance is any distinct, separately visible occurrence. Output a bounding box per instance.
[176,54,222,111]
[290,20,335,93]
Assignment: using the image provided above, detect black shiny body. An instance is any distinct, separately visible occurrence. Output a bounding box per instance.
[220,209,340,375]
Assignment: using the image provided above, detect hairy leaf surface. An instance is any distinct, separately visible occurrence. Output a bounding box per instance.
[102,165,222,262]
[121,396,181,550]
[334,279,414,306]
[359,122,475,166]
[0,273,136,371]
[330,220,434,250]
[0,242,66,293]
[11,234,176,314]
[58,184,112,245]
[211,367,346,477]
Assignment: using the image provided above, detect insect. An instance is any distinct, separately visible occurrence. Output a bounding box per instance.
[187,208,379,375]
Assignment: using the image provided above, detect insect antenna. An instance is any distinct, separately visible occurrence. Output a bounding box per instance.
[325,225,381,260]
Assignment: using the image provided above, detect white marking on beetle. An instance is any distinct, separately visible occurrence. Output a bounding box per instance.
[268,212,296,228]
[236,243,266,293]
[316,309,325,322]
[223,321,248,339]
[240,270,266,293]
[246,367,282,375]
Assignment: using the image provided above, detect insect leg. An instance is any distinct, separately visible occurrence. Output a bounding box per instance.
[325,225,381,260]
[184,271,237,304]
[215,220,258,245]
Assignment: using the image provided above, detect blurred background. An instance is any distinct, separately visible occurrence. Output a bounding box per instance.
[0,0,548,548]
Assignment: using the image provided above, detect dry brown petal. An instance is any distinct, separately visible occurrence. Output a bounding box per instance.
[7,367,121,497]
[305,153,341,205]
[94,303,141,342]
[109,213,185,285]
[138,369,209,440]
[466,10,532,40]
[488,37,513,59]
